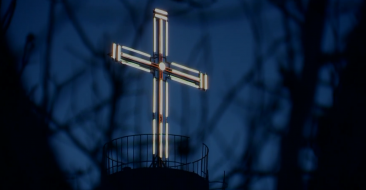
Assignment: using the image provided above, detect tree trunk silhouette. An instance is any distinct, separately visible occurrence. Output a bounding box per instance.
[278,0,328,189]
[310,2,366,189]
[0,31,71,189]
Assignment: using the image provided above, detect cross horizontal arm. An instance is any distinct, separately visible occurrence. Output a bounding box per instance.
[111,43,208,90]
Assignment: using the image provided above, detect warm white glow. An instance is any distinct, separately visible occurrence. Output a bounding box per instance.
[166,21,168,56]
[159,19,163,54]
[155,14,168,21]
[117,45,121,62]
[159,62,166,71]
[112,43,116,59]
[170,76,199,88]
[200,73,203,89]
[171,62,199,74]
[159,123,162,158]
[122,46,150,58]
[171,69,200,81]
[165,81,168,118]
[153,18,156,53]
[122,53,151,65]
[204,74,208,90]
[122,60,150,72]
[153,119,156,155]
[165,123,169,159]
[159,79,163,114]
[153,78,156,113]
[154,8,168,16]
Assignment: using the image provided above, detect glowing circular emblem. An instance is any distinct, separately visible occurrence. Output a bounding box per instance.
[159,62,166,71]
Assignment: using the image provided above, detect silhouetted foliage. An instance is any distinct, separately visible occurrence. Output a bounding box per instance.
[2,0,366,189]
[0,27,71,190]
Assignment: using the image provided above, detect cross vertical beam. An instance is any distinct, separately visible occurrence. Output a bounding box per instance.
[156,10,166,165]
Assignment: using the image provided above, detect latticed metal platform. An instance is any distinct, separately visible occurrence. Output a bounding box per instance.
[102,134,209,190]
[103,134,208,178]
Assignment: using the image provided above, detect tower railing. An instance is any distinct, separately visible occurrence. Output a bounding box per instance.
[103,134,209,179]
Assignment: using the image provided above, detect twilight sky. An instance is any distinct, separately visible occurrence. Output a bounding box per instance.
[3,0,360,189]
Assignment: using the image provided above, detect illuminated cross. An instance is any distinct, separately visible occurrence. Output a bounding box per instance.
[111,8,208,167]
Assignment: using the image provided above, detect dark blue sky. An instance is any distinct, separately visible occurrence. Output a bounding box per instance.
[3,0,362,189]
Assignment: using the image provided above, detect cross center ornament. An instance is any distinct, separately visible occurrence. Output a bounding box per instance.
[111,8,208,167]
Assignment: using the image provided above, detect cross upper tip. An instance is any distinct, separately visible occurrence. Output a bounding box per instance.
[154,8,168,16]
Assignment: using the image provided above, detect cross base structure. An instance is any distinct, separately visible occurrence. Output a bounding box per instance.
[102,7,228,190]
[102,134,210,189]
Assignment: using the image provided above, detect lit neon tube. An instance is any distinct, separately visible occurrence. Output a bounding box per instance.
[165,123,169,159]
[170,76,199,88]
[200,73,203,89]
[204,74,208,90]
[165,81,168,117]
[154,8,168,16]
[159,79,163,114]
[112,43,116,59]
[121,60,150,72]
[166,21,168,56]
[171,62,199,74]
[171,69,200,81]
[153,119,156,155]
[159,123,162,158]
[159,19,163,54]
[153,18,156,53]
[153,78,156,113]
[122,46,150,58]
[117,45,121,62]
[155,14,168,21]
[122,53,151,65]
